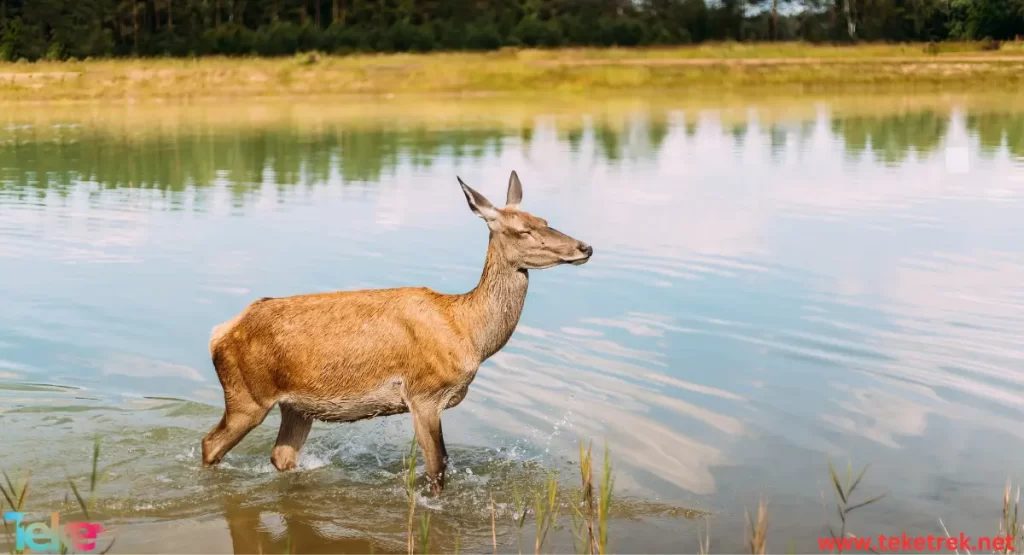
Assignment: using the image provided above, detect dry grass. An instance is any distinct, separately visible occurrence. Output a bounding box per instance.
[1,87,1022,143]
[402,439,420,555]
[745,500,768,555]
[0,42,1023,102]
[997,481,1022,555]
[570,441,613,555]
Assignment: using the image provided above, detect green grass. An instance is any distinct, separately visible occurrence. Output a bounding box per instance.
[403,438,420,555]
[398,438,611,554]
[998,481,1023,555]
[1,42,1023,102]
[1,437,115,555]
[822,461,885,554]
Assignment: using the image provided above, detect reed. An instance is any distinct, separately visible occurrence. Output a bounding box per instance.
[822,460,885,554]
[998,480,1022,555]
[596,444,612,555]
[402,438,421,555]
[533,472,561,553]
[491,495,498,554]
[1,437,113,555]
[418,512,431,554]
[566,440,615,555]
[510,481,530,552]
[571,441,597,554]
[66,437,103,520]
[745,500,768,555]
[0,468,29,555]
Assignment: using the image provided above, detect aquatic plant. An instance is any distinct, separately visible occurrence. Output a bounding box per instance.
[403,438,421,555]
[1,437,114,555]
[745,499,768,555]
[0,468,30,555]
[938,479,1024,555]
[564,441,615,555]
[533,471,561,553]
[821,460,885,554]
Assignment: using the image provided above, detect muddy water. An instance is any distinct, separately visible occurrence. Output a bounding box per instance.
[1,94,1024,553]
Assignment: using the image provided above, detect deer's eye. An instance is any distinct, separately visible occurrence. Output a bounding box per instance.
[517,229,531,236]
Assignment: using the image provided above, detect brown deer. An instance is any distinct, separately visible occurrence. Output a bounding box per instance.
[201,171,592,493]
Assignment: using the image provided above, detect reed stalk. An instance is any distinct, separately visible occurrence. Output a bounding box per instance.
[822,460,884,554]
[745,500,768,555]
[403,438,419,555]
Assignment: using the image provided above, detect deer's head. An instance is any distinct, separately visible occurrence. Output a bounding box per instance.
[458,171,592,270]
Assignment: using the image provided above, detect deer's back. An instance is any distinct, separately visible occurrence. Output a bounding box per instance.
[211,287,478,416]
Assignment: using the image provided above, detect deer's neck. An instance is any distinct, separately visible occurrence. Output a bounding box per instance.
[456,236,528,362]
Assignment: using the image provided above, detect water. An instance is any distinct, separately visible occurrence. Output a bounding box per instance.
[1,94,1023,553]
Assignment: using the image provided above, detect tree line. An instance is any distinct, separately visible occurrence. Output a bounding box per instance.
[0,0,1022,61]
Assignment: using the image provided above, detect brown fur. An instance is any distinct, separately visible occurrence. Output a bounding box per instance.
[201,171,592,493]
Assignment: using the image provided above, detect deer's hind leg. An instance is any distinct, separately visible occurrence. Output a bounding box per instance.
[202,351,274,466]
[271,403,313,471]
[202,394,272,466]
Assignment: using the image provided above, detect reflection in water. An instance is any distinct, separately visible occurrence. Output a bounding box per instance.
[2,108,1022,202]
[832,111,950,164]
[2,98,1024,552]
[969,113,1024,158]
[220,494,390,554]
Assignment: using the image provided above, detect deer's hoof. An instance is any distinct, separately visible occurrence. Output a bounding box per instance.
[271,447,298,471]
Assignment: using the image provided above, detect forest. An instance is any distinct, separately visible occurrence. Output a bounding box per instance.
[0,0,1023,61]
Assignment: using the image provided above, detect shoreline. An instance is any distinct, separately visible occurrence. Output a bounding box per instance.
[1,89,1021,136]
[1,44,1023,103]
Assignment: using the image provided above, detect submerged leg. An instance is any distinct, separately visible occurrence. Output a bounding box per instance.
[202,396,271,466]
[408,400,447,494]
[271,403,314,471]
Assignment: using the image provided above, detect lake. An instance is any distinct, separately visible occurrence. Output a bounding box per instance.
[1,93,1023,553]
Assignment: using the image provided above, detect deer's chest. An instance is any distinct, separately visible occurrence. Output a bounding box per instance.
[440,362,479,409]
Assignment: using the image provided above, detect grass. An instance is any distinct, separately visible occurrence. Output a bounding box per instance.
[401,438,613,554]
[1,41,1024,103]
[745,500,768,555]
[998,481,1023,555]
[822,460,886,553]
[0,437,115,555]
[403,438,419,555]
[2,83,1022,151]
[2,438,1021,554]
[568,441,612,555]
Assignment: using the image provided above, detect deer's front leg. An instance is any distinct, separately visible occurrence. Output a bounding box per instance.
[408,400,447,494]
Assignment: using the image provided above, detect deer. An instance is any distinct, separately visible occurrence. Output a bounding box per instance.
[201,170,593,493]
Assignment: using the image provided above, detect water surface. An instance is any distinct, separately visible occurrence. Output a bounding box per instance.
[2,94,1024,553]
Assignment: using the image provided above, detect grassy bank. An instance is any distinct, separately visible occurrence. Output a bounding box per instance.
[4,90,1022,135]
[1,42,1024,103]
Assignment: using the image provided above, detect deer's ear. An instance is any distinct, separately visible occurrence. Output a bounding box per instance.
[457,176,499,221]
[506,170,522,209]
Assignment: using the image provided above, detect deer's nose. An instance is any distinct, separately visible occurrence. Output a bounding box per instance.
[579,243,593,257]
